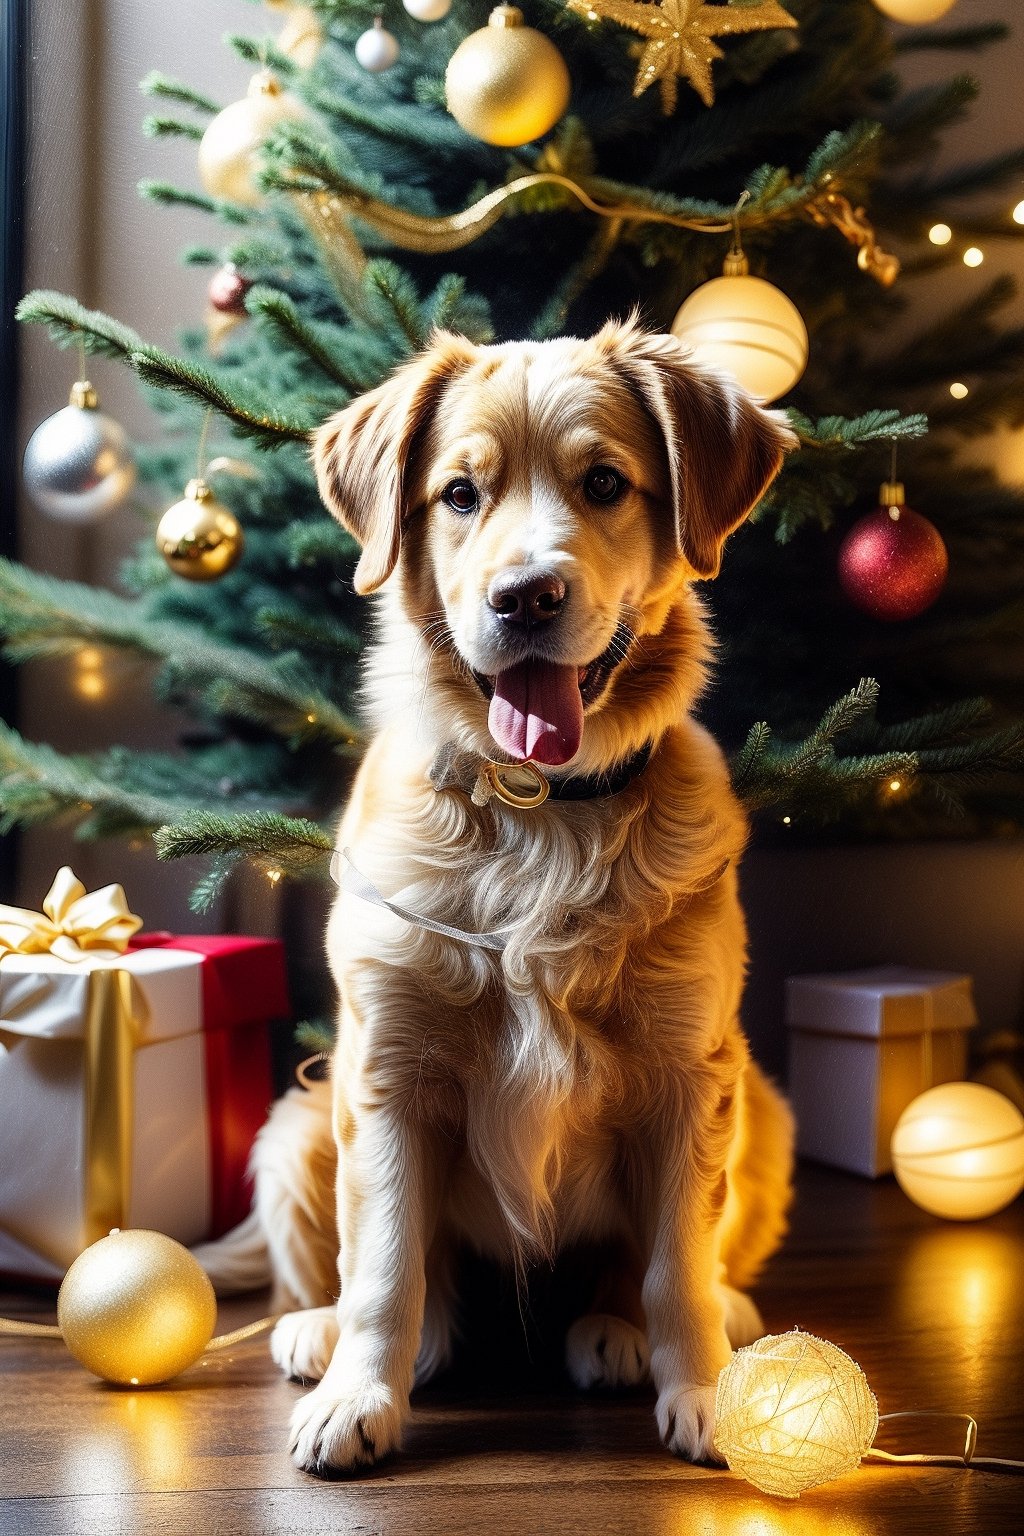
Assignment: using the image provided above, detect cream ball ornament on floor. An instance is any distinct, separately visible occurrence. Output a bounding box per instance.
[356,17,401,72]
[445,6,571,147]
[198,72,304,207]
[23,381,136,522]
[891,1082,1024,1220]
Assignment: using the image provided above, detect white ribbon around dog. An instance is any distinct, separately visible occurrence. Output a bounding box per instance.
[330,849,511,953]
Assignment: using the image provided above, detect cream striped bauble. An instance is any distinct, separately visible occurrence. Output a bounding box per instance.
[671,252,808,404]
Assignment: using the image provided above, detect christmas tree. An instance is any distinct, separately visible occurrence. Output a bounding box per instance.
[5,0,1024,927]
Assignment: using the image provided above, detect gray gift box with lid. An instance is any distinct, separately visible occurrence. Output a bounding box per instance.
[785,966,978,1177]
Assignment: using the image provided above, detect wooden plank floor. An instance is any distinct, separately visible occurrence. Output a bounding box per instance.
[2,1164,1022,1535]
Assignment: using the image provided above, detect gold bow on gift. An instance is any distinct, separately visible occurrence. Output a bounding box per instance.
[0,867,143,964]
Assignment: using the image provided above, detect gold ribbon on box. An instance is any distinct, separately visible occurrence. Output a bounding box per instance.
[0,868,144,1252]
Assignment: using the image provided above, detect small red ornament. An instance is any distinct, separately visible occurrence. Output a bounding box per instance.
[838,480,948,621]
[208,263,252,315]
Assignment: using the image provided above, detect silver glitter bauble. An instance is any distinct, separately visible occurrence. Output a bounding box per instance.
[23,382,136,522]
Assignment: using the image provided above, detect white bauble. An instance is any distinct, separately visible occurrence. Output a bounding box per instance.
[198,72,303,207]
[23,384,135,522]
[355,21,400,72]
[872,0,958,22]
[671,269,808,404]
[403,0,452,18]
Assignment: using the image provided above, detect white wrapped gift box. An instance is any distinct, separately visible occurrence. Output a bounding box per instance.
[785,966,977,1177]
[0,936,280,1283]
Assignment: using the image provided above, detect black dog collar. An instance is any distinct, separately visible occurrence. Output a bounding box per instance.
[429,741,654,810]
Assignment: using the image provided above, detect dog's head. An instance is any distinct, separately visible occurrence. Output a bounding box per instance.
[314,319,796,769]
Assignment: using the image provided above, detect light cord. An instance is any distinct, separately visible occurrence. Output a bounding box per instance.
[0,1312,278,1352]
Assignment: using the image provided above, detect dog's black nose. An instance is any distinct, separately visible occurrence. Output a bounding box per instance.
[487,569,566,626]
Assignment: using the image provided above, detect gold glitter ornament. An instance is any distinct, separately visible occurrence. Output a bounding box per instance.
[198,71,303,207]
[156,478,244,581]
[566,0,797,114]
[445,6,571,147]
[57,1229,217,1386]
[714,1330,878,1498]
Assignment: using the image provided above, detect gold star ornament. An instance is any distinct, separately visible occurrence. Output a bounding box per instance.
[566,0,798,114]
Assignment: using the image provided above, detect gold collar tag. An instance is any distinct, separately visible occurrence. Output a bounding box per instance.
[480,760,550,809]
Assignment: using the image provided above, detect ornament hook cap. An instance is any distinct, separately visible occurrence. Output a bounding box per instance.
[69,381,99,410]
[489,4,524,26]
[185,477,213,503]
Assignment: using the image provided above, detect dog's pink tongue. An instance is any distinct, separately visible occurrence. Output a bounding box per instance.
[488,659,583,766]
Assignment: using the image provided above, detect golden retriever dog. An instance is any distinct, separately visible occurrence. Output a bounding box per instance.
[253,317,797,1476]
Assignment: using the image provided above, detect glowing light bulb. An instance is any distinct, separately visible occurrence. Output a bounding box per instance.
[782,815,792,825]
[266,868,283,885]
[928,223,952,245]
[949,382,969,399]
[889,778,902,793]
[1013,200,1024,225]
[962,247,984,267]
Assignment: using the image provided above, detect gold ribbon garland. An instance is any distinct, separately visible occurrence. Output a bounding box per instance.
[297,175,899,286]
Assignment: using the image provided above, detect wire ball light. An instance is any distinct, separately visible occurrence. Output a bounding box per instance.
[714,1330,877,1497]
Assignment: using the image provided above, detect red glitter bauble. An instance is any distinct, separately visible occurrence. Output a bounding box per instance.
[208,263,252,315]
[838,494,948,621]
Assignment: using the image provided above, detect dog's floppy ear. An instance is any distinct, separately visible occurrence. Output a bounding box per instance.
[600,322,798,579]
[313,333,476,594]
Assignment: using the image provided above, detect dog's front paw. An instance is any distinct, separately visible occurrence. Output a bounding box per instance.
[289,1378,404,1476]
[566,1313,650,1390]
[656,1382,722,1463]
[271,1307,339,1383]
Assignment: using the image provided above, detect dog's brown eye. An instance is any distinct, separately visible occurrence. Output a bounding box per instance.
[584,467,626,504]
[442,479,478,514]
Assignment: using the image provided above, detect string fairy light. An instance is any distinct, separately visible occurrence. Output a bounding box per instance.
[1012,200,1024,225]
[714,1329,1024,1499]
[949,381,969,399]
[963,246,984,267]
[928,222,953,245]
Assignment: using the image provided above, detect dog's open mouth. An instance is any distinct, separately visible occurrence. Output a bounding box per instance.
[472,624,633,767]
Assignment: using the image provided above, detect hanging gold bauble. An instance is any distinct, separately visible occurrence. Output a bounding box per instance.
[57,1229,217,1386]
[445,5,571,147]
[671,249,808,403]
[197,71,303,207]
[156,478,244,581]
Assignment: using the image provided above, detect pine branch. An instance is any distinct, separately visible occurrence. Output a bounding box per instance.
[256,606,363,657]
[286,522,359,568]
[363,260,427,352]
[244,284,362,391]
[139,71,220,114]
[16,290,145,362]
[131,345,317,445]
[142,115,205,142]
[226,32,298,78]
[0,560,364,749]
[137,180,250,224]
[892,23,1008,53]
[0,722,195,838]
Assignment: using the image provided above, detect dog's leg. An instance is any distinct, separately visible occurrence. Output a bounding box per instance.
[566,1244,650,1390]
[288,1043,447,1475]
[634,1052,741,1464]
